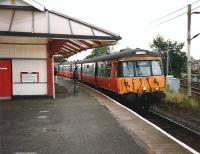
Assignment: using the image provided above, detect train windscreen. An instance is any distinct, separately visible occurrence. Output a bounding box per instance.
[120,62,135,77]
[151,60,162,76]
[118,60,163,77]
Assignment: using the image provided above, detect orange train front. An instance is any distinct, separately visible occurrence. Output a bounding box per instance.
[59,49,165,108]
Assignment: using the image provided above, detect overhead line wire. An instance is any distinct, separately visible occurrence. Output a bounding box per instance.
[150,6,186,24]
[154,12,187,27]
[154,5,200,27]
[151,0,200,24]
[192,5,200,11]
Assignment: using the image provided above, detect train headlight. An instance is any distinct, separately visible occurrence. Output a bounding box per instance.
[143,87,147,91]
[155,87,159,91]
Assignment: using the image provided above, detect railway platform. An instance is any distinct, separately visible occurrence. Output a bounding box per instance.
[0,76,193,154]
[0,77,145,154]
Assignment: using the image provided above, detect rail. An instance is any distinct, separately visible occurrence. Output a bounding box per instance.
[180,80,200,96]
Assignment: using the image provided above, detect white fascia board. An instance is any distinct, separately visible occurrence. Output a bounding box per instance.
[22,0,45,11]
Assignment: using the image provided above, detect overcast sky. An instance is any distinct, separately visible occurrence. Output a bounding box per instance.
[38,0,200,60]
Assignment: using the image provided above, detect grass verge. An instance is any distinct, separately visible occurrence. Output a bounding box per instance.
[164,89,200,112]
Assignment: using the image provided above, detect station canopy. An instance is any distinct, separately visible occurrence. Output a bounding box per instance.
[0,0,121,58]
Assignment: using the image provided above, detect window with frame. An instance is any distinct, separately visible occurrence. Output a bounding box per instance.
[82,64,87,74]
[105,61,112,78]
[151,60,162,75]
[63,65,71,71]
[118,61,135,77]
[98,62,105,77]
[135,61,151,76]
[83,63,95,75]
[58,65,63,71]
[77,64,81,73]
[89,64,95,75]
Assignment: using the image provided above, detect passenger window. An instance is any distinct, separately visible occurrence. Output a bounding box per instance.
[105,62,112,78]
[98,62,105,77]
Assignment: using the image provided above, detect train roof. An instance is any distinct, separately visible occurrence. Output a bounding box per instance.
[78,48,161,63]
[60,49,161,65]
[62,61,74,65]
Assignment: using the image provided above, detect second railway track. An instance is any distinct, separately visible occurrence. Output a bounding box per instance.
[140,109,200,152]
[180,80,200,96]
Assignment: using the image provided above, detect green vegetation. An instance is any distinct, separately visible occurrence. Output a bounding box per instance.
[164,89,200,112]
[150,35,186,78]
[54,56,65,63]
[85,46,111,59]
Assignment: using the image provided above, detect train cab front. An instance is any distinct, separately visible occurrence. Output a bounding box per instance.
[117,59,165,107]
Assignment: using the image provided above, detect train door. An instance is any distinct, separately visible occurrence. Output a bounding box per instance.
[111,61,118,92]
[95,62,98,85]
[0,60,12,99]
[80,64,82,81]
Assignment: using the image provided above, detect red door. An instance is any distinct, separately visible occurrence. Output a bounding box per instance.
[111,61,118,92]
[0,60,11,98]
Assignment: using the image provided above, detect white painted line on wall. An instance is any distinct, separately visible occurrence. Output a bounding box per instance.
[0,67,8,70]
[13,152,37,154]
[81,83,199,154]
[39,111,49,113]
[37,116,47,119]
[52,56,55,99]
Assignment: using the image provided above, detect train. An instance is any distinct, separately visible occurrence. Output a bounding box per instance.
[58,48,165,108]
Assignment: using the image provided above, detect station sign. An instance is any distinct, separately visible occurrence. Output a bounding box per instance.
[20,72,39,83]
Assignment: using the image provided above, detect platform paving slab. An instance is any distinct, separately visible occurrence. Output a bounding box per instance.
[0,77,146,154]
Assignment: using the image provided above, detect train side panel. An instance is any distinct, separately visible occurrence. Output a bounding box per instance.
[96,61,118,92]
[81,62,96,85]
[62,64,73,78]
[77,64,82,80]
[58,65,64,76]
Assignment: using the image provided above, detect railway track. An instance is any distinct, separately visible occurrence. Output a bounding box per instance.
[141,110,200,152]
[180,80,200,96]
[81,82,200,153]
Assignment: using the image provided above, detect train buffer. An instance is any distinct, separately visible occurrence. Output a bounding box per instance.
[0,76,194,154]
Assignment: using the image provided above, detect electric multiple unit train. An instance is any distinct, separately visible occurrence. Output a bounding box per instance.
[58,48,165,108]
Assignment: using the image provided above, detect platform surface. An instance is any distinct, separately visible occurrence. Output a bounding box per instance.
[0,77,146,154]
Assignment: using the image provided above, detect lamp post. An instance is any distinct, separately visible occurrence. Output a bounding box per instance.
[166,49,169,76]
[187,4,191,97]
[187,4,200,97]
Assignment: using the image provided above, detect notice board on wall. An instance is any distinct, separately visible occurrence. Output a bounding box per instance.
[21,72,39,83]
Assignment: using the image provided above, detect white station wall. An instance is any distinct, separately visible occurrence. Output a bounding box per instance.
[0,44,47,58]
[0,36,48,96]
[12,59,47,95]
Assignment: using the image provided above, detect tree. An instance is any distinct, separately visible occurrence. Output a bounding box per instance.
[85,46,111,59]
[54,56,65,63]
[150,35,187,78]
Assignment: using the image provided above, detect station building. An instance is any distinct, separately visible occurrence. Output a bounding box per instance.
[0,0,121,99]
